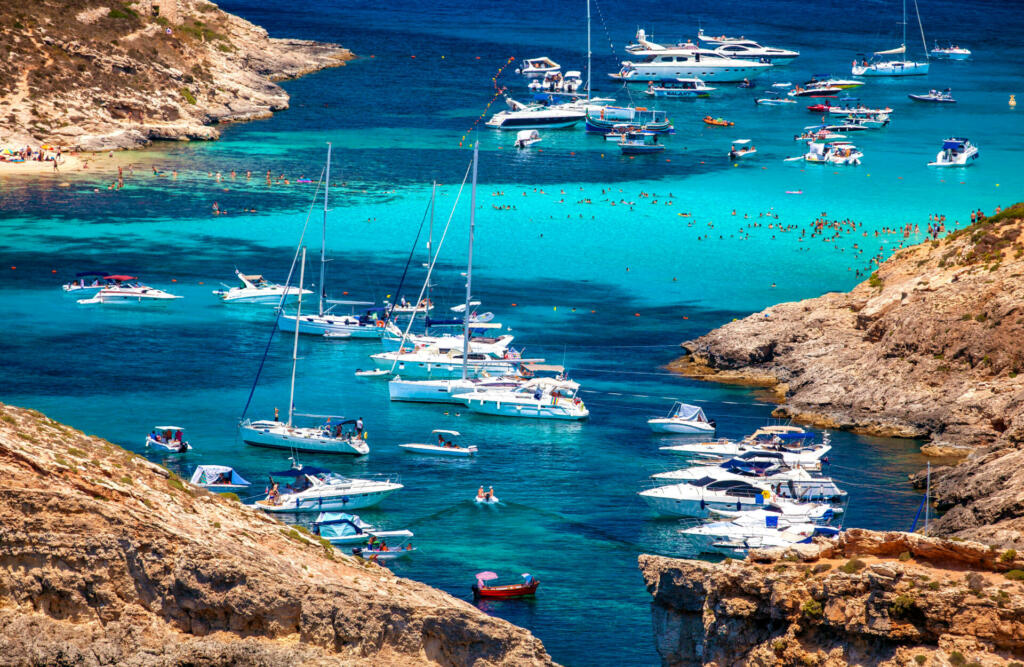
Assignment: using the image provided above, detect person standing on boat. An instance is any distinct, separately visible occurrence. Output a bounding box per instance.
[355,417,364,436]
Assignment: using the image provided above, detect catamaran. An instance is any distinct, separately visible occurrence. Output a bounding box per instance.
[213,269,312,304]
[852,0,930,76]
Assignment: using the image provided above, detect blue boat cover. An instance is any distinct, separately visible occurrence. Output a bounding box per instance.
[943,140,964,149]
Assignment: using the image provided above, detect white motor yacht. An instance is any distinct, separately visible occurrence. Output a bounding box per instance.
[517,57,560,77]
[660,428,833,467]
[399,429,478,457]
[76,275,182,304]
[254,466,402,512]
[528,70,584,95]
[614,30,771,83]
[213,269,312,304]
[928,137,978,167]
[652,457,846,502]
[802,140,863,165]
[453,376,589,420]
[485,97,585,130]
[648,402,716,434]
[929,43,970,60]
[628,30,798,63]
[639,478,839,521]
[385,298,433,314]
[514,129,542,148]
[679,511,839,558]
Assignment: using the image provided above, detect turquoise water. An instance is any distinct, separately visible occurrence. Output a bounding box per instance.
[2,0,1021,663]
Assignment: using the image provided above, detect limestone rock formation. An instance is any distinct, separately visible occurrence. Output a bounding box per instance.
[640,529,1024,667]
[672,205,1024,545]
[0,403,555,666]
[0,0,353,150]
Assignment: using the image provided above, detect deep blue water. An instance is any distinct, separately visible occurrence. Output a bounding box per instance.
[2,0,1022,664]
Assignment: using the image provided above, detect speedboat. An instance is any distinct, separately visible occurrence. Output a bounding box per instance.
[909,88,956,103]
[618,130,666,155]
[787,83,841,98]
[517,57,560,77]
[514,129,542,149]
[352,530,416,560]
[643,78,714,98]
[485,97,585,130]
[648,402,716,434]
[399,429,478,457]
[613,30,772,83]
[213,269,311,304]
[794,126,846,142]
[528,70,583,95]
[188,465,250,489]
[585,105,672,133]
[454,376,589,420]
[639,478,839,521]
[145,425,191,453]
[255,466,402,512]
[62,271,113,292]
[652,456,846,501]
[473,572,539,599]
[679,510,840,557]
[755,93,796,105]
[660,428,833,467]
[240,417,369,455]
[802,140,862,165]
[929,42,970,60]
[728,139,757,160]
[76,276,182,304]
[928,137,978,167]
[703,115,734,127]
[822,104,893,116]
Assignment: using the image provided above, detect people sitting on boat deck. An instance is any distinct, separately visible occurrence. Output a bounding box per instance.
[267,482,280,504]
[476,486,486,501]
[486,486,495,501]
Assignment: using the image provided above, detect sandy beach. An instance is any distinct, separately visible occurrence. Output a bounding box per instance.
[0,154,85,176]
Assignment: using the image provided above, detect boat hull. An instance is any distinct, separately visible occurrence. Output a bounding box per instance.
[240,425,369,456]
[399,444,476,457]
[472,582,540,598]
[614,62,769,83]
[639,492,773,518]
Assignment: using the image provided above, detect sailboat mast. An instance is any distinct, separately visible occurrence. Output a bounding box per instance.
[462,143,478,381]
[428,181,435,314]
[319,143,331,317]
[289,247,306,427]
[586,0,592,102]
[901,0,907,50]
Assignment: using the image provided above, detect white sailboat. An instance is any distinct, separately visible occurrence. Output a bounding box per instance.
[277,145,393,339]
[239,245,370,456]
[852,0,930,76]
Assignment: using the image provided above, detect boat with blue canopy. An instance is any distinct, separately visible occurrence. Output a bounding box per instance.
[188,465,250,489]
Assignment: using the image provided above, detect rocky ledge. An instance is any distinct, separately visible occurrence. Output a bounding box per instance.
[0,0,353,151]
[640,529,1024,667]
[672,204,1024,545]
[0,402,554,666]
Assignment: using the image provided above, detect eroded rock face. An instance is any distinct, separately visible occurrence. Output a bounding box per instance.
[639,529,1024,667]
[0,403,555,666]
[671,207,1024,545]
[0,0,353,151]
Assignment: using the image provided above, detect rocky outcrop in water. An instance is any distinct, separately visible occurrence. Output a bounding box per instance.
[0,0,352,151]
[671,205,1024,545]
[0,402,554,666]
[640,529,1024,667]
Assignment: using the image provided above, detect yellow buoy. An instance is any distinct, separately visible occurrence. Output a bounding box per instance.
[1010,94,1017,107]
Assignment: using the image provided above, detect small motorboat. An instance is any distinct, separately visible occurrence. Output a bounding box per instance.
[909,88,956,103]
[794,125,846,142]
[648,402,717,434]
[802,140,863,166]
[189,465,250,489]
[703,116,734,127]
[352,530,416,560]
[528,70,583,95]
[385,298,433,313]
[212,269,311,304]
[728,139,757,160]
[618,130,666,155]
[514,129,542,149]
[475,485,500,504]
[787,84,841,98]
[603,123,641,142]
[145,425,191,453]
[517,57,561,78]
[738,79,755,89]
[928,137,979,167]
[929,43,971,60]
[399,429,478,457]
[643,78,714,98]
[354,368,391,378]
[472,572,540,599]
[755,93,796,105]
[772,82,792,88]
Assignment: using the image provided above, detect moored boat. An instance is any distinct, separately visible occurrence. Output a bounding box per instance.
[618,130,666,155]
[213,269,311,304]
[145,425,191,453]
[188,465,250,489]
[928,137,978,167]
[473,572,540,598]
[254,465,403,512]
[399,430,478,457]
[909,88,956,103]
[648,402,716,433]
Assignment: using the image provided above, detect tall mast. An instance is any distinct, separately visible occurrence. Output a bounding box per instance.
[586,0,592,102]
[319,143,331,316]
[462,143,478,381]
[901,0,907,51]
[289,247,306,427]
[428,181,435,314]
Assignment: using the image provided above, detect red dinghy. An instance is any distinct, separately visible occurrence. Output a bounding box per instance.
[472,572,540,599]
[806,103,829,112]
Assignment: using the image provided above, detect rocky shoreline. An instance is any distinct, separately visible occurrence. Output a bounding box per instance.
[640,529,1024,666]
[0,402,554,665]
[670,205,1024,545]
[0,0,352,152]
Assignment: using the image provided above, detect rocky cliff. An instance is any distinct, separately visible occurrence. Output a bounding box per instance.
[0,0,352,151]
[0,402,555,666]
[640,529,1024,667]
[672,204,1024,545]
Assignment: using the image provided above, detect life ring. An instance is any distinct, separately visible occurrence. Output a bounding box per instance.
[375,320,385,328]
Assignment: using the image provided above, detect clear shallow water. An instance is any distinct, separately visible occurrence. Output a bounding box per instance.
[2,0,1021,664]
